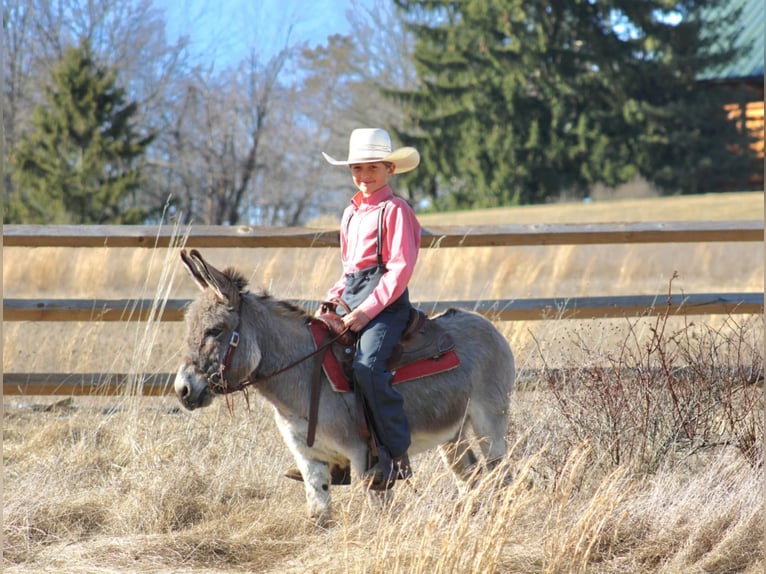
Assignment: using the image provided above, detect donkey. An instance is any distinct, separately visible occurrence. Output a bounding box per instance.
[174,249,515,524]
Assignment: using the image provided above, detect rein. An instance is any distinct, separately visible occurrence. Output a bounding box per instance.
[207,297,354,446]
[208,320,350,396]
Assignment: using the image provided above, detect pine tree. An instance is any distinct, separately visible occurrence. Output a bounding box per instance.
[619,3,756,194]
[8,39,154,224]
[391,0,634,207]
[392,0,753,208]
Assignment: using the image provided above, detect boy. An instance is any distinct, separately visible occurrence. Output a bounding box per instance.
[322,128,421,490]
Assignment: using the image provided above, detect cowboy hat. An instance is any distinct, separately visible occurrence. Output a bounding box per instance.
[322,128,420,174]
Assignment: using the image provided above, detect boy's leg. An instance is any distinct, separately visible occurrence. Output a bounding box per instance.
[353,304,412,487]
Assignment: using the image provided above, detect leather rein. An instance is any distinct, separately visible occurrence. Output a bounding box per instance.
[207,299,352,396]
[207,299,354,447]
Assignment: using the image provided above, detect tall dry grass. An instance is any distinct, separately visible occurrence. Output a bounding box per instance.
[4,191,764,572]
[4,359,762,572]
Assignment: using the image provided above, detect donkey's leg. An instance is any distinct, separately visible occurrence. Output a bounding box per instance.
[438,428,481,492]
[469,400,509,472]
[295,457,334,524]
[273,410,332,525]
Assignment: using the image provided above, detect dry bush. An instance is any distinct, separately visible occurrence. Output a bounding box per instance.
[533,278,763,474]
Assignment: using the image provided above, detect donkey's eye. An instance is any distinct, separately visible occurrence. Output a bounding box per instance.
[204,327,223,339]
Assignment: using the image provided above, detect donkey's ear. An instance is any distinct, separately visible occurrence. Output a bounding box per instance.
[182,249,239,306]
[180,249,209,292]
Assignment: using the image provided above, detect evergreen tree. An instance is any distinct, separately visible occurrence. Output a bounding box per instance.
[8,39,154,223]
[619,3,756,194]
[392,0,752,208]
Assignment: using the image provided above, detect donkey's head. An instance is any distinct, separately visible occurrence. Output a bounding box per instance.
[174,249,259,410]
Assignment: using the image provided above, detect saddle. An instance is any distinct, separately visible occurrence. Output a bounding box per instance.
[312,304,455,378]
[305,302,458,482]
[390,308,455,370]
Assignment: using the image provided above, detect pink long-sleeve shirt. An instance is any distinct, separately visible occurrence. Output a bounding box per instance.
[327,185,421,319]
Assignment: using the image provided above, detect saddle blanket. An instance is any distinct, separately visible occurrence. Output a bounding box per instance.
[309,322,461,393]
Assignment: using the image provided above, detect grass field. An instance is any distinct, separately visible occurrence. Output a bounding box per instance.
[3,191,764,573]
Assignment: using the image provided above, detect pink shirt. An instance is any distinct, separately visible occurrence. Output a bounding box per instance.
[327,185,421,319]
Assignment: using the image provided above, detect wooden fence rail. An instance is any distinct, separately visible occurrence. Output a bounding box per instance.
[3,220,763,248]
[5,364,762,397]
[3,293,763,323]
[4,221,763,395]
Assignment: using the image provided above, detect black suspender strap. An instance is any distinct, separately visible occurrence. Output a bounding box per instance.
[376,201,388,267]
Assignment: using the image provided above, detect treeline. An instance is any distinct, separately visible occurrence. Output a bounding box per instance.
[3,0,759,225]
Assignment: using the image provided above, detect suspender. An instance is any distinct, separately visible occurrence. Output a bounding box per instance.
[343,201,388,267]
[375,201,387,267]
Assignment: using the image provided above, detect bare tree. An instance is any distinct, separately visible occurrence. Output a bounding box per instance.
[344,0,419,128]
[4,0,420,225]
[161,32,376,226]
[4,0,45,192]
[261,35,364,226]
[158,45,292,225]
[175,0,422,227]
[310,0,422,207]
[256,12,419,227]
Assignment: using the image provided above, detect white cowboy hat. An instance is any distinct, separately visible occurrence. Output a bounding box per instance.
[322,128,420,174]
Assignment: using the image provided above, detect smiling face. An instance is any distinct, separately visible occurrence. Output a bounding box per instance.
[350,161,395,196]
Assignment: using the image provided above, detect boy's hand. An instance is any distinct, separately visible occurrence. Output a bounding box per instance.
[343,309,371,332]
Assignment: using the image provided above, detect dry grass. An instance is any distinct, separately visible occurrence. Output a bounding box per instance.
[4,380,762,573]
[3,191,764,572]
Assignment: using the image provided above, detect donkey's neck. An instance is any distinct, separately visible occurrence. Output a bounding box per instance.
[241,293,315,410]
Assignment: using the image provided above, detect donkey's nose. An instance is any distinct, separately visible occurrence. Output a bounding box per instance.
[175,382,194,409]
[173,367,197,410]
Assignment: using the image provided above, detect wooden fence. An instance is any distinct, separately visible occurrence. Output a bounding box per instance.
[3,221,763,395]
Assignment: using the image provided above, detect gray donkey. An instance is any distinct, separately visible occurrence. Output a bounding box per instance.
[174,249,515,524]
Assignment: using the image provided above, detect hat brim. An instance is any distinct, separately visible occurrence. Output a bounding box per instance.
[322,147,420,174]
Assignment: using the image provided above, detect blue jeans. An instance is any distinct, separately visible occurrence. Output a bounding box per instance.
[352,292,411,458]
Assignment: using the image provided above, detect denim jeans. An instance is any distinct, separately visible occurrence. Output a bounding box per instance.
[351,290,412,458]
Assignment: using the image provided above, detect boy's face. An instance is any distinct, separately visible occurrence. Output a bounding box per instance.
[350,161,394,196]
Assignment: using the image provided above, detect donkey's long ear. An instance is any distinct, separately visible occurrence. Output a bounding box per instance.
[180,249,239,306]
[180,249,209,292]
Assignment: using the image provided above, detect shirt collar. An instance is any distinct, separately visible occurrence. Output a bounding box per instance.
[351,185,393,209]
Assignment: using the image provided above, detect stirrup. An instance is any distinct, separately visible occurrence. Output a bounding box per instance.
[363,451,412,491]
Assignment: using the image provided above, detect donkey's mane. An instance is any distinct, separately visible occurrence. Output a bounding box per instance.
[251,291,311,321]
[222,267,249,292]
[220,266,309,320]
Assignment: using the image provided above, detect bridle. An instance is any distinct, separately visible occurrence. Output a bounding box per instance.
[207,325,347,395]
[206,328,243,394]
[206,300,352,396]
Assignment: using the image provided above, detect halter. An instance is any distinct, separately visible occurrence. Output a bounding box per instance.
[206,300,351,396]
[207,329,242,393]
